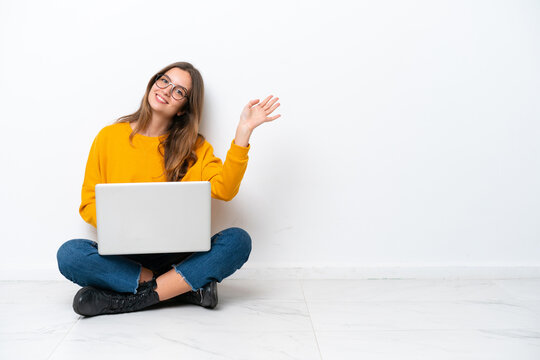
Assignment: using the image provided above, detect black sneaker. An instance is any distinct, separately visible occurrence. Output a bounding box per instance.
[162,280,218,309]
[73,279,160,317]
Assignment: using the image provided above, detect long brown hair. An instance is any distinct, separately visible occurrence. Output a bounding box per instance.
[115,62,205,181]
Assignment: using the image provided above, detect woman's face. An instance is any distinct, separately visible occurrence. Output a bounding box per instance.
[148,67,192,118]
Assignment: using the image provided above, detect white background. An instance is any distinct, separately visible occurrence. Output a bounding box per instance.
[0,0,539,279]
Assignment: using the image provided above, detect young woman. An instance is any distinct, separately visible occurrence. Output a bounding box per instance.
[56,62,281,317]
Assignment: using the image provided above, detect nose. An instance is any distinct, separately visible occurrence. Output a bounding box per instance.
[156,87,172,99]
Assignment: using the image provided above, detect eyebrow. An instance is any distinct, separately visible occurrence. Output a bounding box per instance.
[162,74,189,93]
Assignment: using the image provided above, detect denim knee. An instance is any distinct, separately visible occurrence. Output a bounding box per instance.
[57,239,96,278]
[223,227,252,262]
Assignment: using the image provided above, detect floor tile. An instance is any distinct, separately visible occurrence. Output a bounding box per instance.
[493,279,540,300]
[3,279,540,360]
[515,300,540,315]
[302,279,516,302]
[0,280,80,304]
[316,329,540,360]
[0,302,79,360]
[50,330,321,360]
[219,279,305,301]
[306,300,540,331]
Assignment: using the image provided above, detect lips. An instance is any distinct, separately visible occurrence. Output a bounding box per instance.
[155,93,168,104]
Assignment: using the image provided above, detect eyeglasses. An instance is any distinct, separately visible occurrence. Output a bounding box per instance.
[154,74,189,101]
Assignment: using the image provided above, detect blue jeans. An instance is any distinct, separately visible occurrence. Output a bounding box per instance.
[57,227,251,294]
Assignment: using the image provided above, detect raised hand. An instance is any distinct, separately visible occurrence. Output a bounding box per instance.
[239,95,281,132]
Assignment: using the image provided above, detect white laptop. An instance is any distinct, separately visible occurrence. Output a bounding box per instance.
[95,181,211,255]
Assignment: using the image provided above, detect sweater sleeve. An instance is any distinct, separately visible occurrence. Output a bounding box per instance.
[201,139,250,201]
[79,133,102,228]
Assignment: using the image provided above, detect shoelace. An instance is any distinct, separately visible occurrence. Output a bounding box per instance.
[108,286,155,311]
[109,292,140,311]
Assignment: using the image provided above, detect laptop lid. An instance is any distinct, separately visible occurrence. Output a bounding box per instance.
[95,181,211,255]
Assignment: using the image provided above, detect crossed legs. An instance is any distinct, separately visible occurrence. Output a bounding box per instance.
[57,227,252,301]
[139,266,192,301]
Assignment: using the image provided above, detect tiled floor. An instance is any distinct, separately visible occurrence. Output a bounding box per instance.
[1,279,540,359]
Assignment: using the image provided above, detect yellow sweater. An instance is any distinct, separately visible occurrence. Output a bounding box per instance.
[79,122,250,228]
